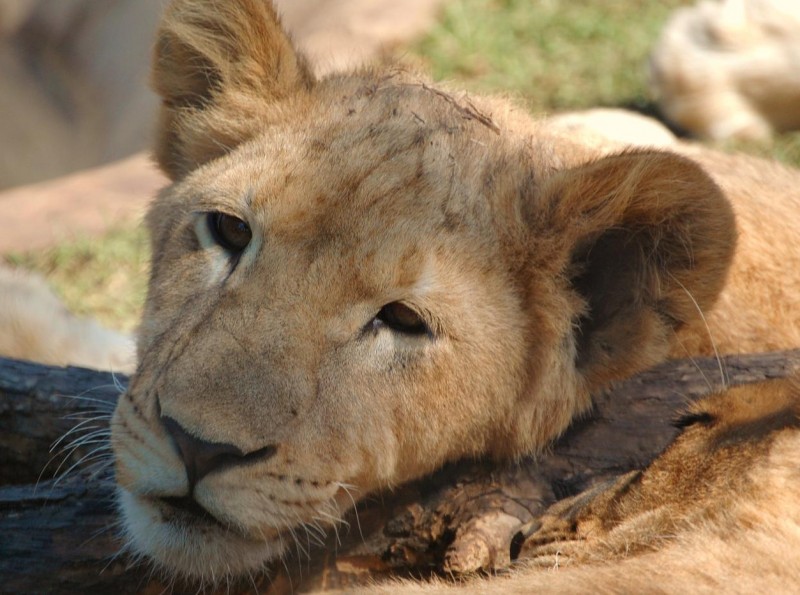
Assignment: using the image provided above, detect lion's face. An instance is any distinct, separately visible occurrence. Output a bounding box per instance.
[111,0,735,581]
[112,87,546,578]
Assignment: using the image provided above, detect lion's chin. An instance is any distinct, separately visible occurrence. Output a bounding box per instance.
[117,488,286,581]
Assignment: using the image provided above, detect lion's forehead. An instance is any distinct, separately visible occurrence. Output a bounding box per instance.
[143,77,526,369]
[171,100,508,284]
[200,79,510,225]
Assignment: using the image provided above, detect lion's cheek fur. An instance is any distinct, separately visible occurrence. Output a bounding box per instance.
[116,486,287,579]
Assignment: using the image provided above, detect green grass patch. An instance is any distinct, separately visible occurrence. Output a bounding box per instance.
[414,0,691,114]
[6,224,149,332]
[412,0,800,169]
[714,132,800,169]
[12,0,800,331]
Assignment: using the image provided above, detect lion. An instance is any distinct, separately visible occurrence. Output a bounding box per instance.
[650,0,800,140]
[0,265,135,371]
[110,0,800,586]
[367,374,800,593]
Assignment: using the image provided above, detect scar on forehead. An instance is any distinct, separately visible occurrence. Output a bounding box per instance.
[244,188,255,208]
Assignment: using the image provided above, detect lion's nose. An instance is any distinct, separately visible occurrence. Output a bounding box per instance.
[162,416,277,490]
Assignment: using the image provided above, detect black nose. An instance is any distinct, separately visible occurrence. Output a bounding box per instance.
[162,416,277,490]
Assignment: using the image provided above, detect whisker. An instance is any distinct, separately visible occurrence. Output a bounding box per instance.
[312,507,340,545]
[55,392,118,409]
[301,523,322,550]
[671,273,728,389]
[83,457,116,481]
[337,482,365,543]
[45,438,105,485]
[285,522,308,564]
[277,549,294,593]
[246,568,259,595]
[50,415,110,451]
[306,517,327,541]
[61,428,112,451]
[110,371,128,394]
[61,410,114,421]
[52,449,114,487]
[254,527,279,593]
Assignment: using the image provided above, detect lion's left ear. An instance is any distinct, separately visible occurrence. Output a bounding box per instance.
[151,0,314,180]
[536,151,736,390]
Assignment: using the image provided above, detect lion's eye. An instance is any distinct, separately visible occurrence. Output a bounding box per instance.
[375,302,429,336]
[207,212,252,253]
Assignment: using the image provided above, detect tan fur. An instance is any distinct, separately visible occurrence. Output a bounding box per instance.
[650,0,800,140]
[364,376,800,593]
[111,0,800,583]
[545,108,677,149]
[0,265,135,371]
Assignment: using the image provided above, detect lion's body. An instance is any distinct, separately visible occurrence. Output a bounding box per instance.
[650,0,800,141]
[370,376,800,594]
[669,146,800,354]
[108,0,800,587]
[0,265,135,371]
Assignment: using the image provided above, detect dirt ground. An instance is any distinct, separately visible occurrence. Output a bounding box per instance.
[0,0,444,254]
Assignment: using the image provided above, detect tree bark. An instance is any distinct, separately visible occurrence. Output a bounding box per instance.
[1,351,798,593]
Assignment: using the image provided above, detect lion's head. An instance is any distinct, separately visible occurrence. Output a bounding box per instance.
[111,0,735,581]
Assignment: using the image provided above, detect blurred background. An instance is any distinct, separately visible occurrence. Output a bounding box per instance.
[1,0,799,336]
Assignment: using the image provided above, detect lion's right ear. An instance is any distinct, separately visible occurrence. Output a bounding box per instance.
[532,151,736,392]
[152,0,314,180]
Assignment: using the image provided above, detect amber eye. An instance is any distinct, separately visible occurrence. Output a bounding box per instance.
[207,212,252,253]
[375,302,429,336]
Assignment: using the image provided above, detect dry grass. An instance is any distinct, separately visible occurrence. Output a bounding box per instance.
[5,224,149,332]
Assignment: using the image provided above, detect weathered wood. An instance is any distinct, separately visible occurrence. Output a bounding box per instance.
[1,351,798,593]
[0,358,121,485]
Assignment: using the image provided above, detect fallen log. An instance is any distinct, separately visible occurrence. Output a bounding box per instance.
[1,351,798,593]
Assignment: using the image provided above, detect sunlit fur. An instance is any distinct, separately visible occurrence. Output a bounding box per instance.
[365,376,800,593]
[0,265,135,371]
[650,0,800,140]
[111,0,800,583]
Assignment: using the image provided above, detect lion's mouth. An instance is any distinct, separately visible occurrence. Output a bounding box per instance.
[158,496,224,528]
[151,494,284,543]
[119,488,288,580]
